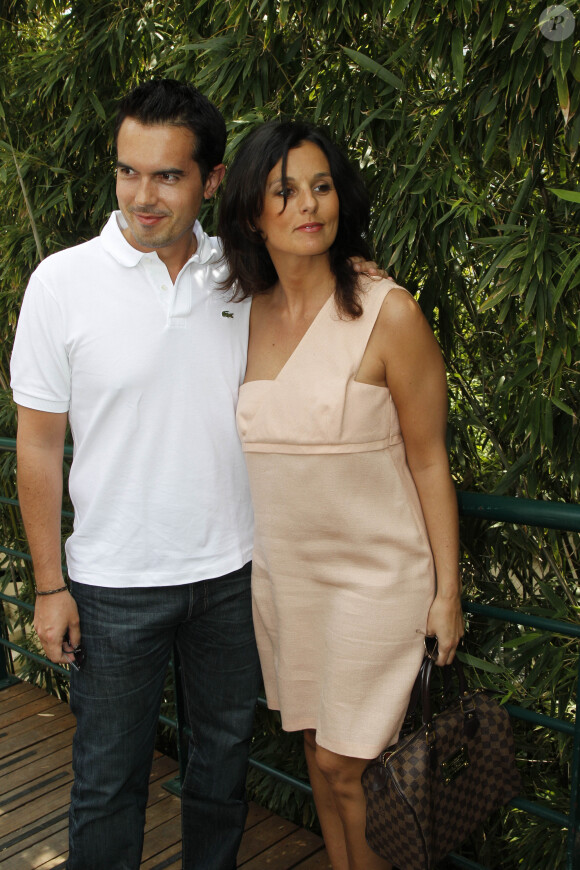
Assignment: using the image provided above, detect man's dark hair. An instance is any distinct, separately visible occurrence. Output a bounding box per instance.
[115,79,226,182]
[218,121,371,319]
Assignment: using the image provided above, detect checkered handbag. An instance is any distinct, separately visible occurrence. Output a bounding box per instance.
[361,657,520,870]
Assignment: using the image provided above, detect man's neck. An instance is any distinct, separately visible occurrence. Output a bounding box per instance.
[119,220,199,284]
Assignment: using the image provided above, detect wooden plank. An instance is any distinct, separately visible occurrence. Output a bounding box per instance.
[0,682,36,699]
[145,758,181,815]
[0,804,69,868]
[1,687,75,868]
[0,693,63,730]
[0,682,40,714]
[245,802,274,828]
[0,761,72,815]
[1,744,72,794]
[146,777,179,809]
[237,814,299,864]
[0,778,75,838]
[35,854,68,870]
[142,794,183,833]
[0,774,181,870]
[240,827,325,869]
[0,712,76,760]
[295,850,333,869]
[1,701,71,735]
[0,758,180,837]
[141,808,182,862]
[1,746,173,813]
[140,841,182,870]
[0,727,77,786]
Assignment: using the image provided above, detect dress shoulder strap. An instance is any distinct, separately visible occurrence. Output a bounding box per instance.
[337,276,402,351]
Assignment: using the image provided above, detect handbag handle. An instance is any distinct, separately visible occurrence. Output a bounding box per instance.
[420,656,470,726]
[397,656,431,738]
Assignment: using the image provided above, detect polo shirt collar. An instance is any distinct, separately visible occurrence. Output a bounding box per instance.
[100,211,221,268]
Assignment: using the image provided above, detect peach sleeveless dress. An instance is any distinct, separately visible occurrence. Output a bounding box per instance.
[236,277,435,758]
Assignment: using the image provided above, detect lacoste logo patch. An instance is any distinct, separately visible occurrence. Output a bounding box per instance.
[221,311,234,318]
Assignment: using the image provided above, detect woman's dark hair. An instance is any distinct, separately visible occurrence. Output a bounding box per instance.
[115,79,226,182]
[218,121,372,318]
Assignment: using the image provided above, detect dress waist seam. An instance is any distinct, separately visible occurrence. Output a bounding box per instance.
[241,435,403,455]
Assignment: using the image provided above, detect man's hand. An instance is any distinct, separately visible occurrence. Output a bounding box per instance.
[349,256,390,279]
[34,589,81,664]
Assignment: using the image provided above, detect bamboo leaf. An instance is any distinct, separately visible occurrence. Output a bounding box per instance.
[511,19,533,54]
[88,92,107,122]
[341,48,404,90]
[553,248,580,306]
[387,0,413,19]
[553,32,574,79]
[502,632,543,650]
[555,73,571,124]
[541,399,553,453]
[456,652,507,675]
[535,579,567,615]
[548,187,580,203]
[551,397,577,419]
[451,28,465,89]
[491,6,505,42]
[478,283,513,312]
[506,161,539,224]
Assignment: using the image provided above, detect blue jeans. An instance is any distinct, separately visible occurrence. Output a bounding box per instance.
[66,564,260,870]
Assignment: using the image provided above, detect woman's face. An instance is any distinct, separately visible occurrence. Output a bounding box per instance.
[256,141,340,263]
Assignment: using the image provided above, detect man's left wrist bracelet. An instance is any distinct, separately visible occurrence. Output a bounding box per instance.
[36,585,69,596]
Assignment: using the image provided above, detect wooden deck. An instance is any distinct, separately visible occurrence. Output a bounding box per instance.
[0,681,331,870]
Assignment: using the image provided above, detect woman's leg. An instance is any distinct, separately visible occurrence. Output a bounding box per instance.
[304,730,349,870]
[305,733,392,870]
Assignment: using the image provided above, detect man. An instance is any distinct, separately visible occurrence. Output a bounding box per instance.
[11,79,260,870]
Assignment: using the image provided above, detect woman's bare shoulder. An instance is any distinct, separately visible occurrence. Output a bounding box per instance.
[374,283,425,332]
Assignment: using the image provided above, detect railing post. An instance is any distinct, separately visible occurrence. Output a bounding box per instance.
[173,644,189,785]
[0,593,18,689]
[163,643,189,797]
[567,654,580,870]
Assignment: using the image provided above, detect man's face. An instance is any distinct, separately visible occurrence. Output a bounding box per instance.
[116,118,223,261]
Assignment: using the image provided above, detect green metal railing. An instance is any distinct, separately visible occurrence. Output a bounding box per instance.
[454,492,580,869]
[1,435,579,868]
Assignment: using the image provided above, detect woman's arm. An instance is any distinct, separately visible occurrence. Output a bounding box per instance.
[375,287,464,665]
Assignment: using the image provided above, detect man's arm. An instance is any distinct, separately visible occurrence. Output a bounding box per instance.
[16,405,80,663]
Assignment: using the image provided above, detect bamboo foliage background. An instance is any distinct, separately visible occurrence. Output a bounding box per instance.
[1,1,579,866]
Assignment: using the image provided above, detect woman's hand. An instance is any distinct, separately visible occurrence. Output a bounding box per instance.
[349,256,390,279]
[425,592,464,666]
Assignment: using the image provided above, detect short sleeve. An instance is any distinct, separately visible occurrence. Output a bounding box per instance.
[10,272,71,413]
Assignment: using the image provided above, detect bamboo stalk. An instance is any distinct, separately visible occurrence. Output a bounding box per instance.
[7,131,44,262]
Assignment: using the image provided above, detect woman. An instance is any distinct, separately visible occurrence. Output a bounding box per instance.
[218,122,464,870]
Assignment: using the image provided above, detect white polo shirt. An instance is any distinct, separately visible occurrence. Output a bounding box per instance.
[11,212,253,587]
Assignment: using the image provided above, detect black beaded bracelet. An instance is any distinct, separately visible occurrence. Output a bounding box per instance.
[36,585,69,596]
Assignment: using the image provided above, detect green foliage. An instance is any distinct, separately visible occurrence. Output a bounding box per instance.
[1,1,579,865]
[458,507,580,867]
[247,705,319,830]
[2,0,578,498]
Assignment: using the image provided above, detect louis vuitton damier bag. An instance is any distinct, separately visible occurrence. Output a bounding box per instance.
[361,655,520,870]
